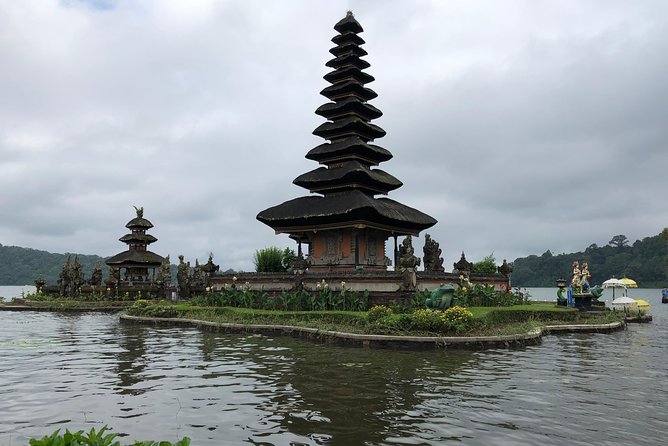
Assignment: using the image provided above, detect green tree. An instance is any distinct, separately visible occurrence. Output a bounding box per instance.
[608,234,629,248]
[472,253,497,274]
[253,247,296,272]
[511,231,667,287]
[281,247,297,271]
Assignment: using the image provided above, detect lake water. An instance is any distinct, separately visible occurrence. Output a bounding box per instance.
[0,288,666,445]
[0,285,36,300]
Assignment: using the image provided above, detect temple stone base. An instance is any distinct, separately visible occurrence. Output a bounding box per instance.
[209,270,511,307]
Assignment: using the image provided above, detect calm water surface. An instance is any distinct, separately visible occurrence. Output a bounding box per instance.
[1,290,666,445]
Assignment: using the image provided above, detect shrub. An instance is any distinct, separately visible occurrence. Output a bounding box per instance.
[442,305,473,323]
[456,284,526,307]
[411,290,430,310]
[441,306,474,333]
[253,247,296,272]
[129,303,178,318]
[409,309,444,332]
[367,305,393,322]
[472,253,497,274]
[28,426,191,446]
[368,313,412,334]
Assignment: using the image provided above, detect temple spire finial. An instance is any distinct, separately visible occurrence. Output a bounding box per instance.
[133,205,144,219]
[346,10,354,17]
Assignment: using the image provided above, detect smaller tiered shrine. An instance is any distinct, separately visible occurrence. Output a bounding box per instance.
[106,207,164,284]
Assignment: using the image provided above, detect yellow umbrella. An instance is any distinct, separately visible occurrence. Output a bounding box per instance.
[620,277,638,288]
[635,299,650,314]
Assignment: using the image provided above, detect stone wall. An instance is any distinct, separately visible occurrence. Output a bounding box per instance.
[209,270,511,307]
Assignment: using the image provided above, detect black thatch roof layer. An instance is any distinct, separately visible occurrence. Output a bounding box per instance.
[293,161,402,194]
[325,53,371,70]
[313,116,385,141]
[257,12,437,236]
[334,13,364,34]
[119,233,158,244]
[320,81,378,102]
[315,98,381,121]
[125,217,153,229]
[332,31,365,46]
[106,249,164,267]
[323,67,374,85]
[329,42,368,58]
[306,137,392,165]
[257,190,436,235]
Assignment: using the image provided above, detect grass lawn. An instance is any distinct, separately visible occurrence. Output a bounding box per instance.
[123,301,621,338]
[9,296,622,337]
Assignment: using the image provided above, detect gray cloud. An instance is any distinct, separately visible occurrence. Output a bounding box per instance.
[1,0,666,273]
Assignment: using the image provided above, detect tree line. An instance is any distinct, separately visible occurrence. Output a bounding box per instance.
[0,244,106,286]
[2,230,666,287]
[511,232,668,288]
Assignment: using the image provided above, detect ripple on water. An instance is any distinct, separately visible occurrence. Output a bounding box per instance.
[1,309,668,445]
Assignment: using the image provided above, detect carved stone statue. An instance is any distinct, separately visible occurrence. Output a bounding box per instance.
[422,234,444,272]
[397,235,421,270]
[34,276,46,293]
[571,260,581,290]
[498,259,513,277]
[133,205,144,219]
[70,256,85,294]
[191,259,207,290]
[58,256,73,296]
[104,266,119,288]
[89,262,103,287]
[155,255,172,291]
[177,255,191,298]
[426,284,457,310]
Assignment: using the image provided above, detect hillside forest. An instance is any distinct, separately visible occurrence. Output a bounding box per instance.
[1,231,666,287]
[511,233,667,288]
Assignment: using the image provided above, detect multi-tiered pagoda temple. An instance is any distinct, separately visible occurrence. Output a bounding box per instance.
[257,12,436,271]
[106,206,164,283]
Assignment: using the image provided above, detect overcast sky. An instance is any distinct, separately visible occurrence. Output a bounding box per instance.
[1,0,667,272]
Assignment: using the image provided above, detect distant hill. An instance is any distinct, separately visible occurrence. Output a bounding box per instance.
[511,233,668,288]
[3,232,666,288]
[0,244,196,286]
[0,244,107,285]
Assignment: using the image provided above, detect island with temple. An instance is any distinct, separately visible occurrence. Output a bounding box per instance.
[11,11,631,348]
[209,11,511,305]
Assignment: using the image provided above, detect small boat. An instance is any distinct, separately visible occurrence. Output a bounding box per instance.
[662,288,668,304]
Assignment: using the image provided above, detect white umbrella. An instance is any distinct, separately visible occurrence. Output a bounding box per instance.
[611,296,638,312]
[602,278,626,298]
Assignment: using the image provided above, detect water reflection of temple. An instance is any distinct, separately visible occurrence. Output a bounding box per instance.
[113,323,149,394]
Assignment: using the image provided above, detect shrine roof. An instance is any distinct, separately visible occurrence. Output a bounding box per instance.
[332,31,365,46]
[293,161,402,194]
[257,190,436,235]
[315,98,382,121]
[125,217,154,229]
[334,12,364,34]
[323,67,375,85]
[313,116,385,141]
[119,233,158,244]
[305,136,392,164]
[106,249,164,267]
